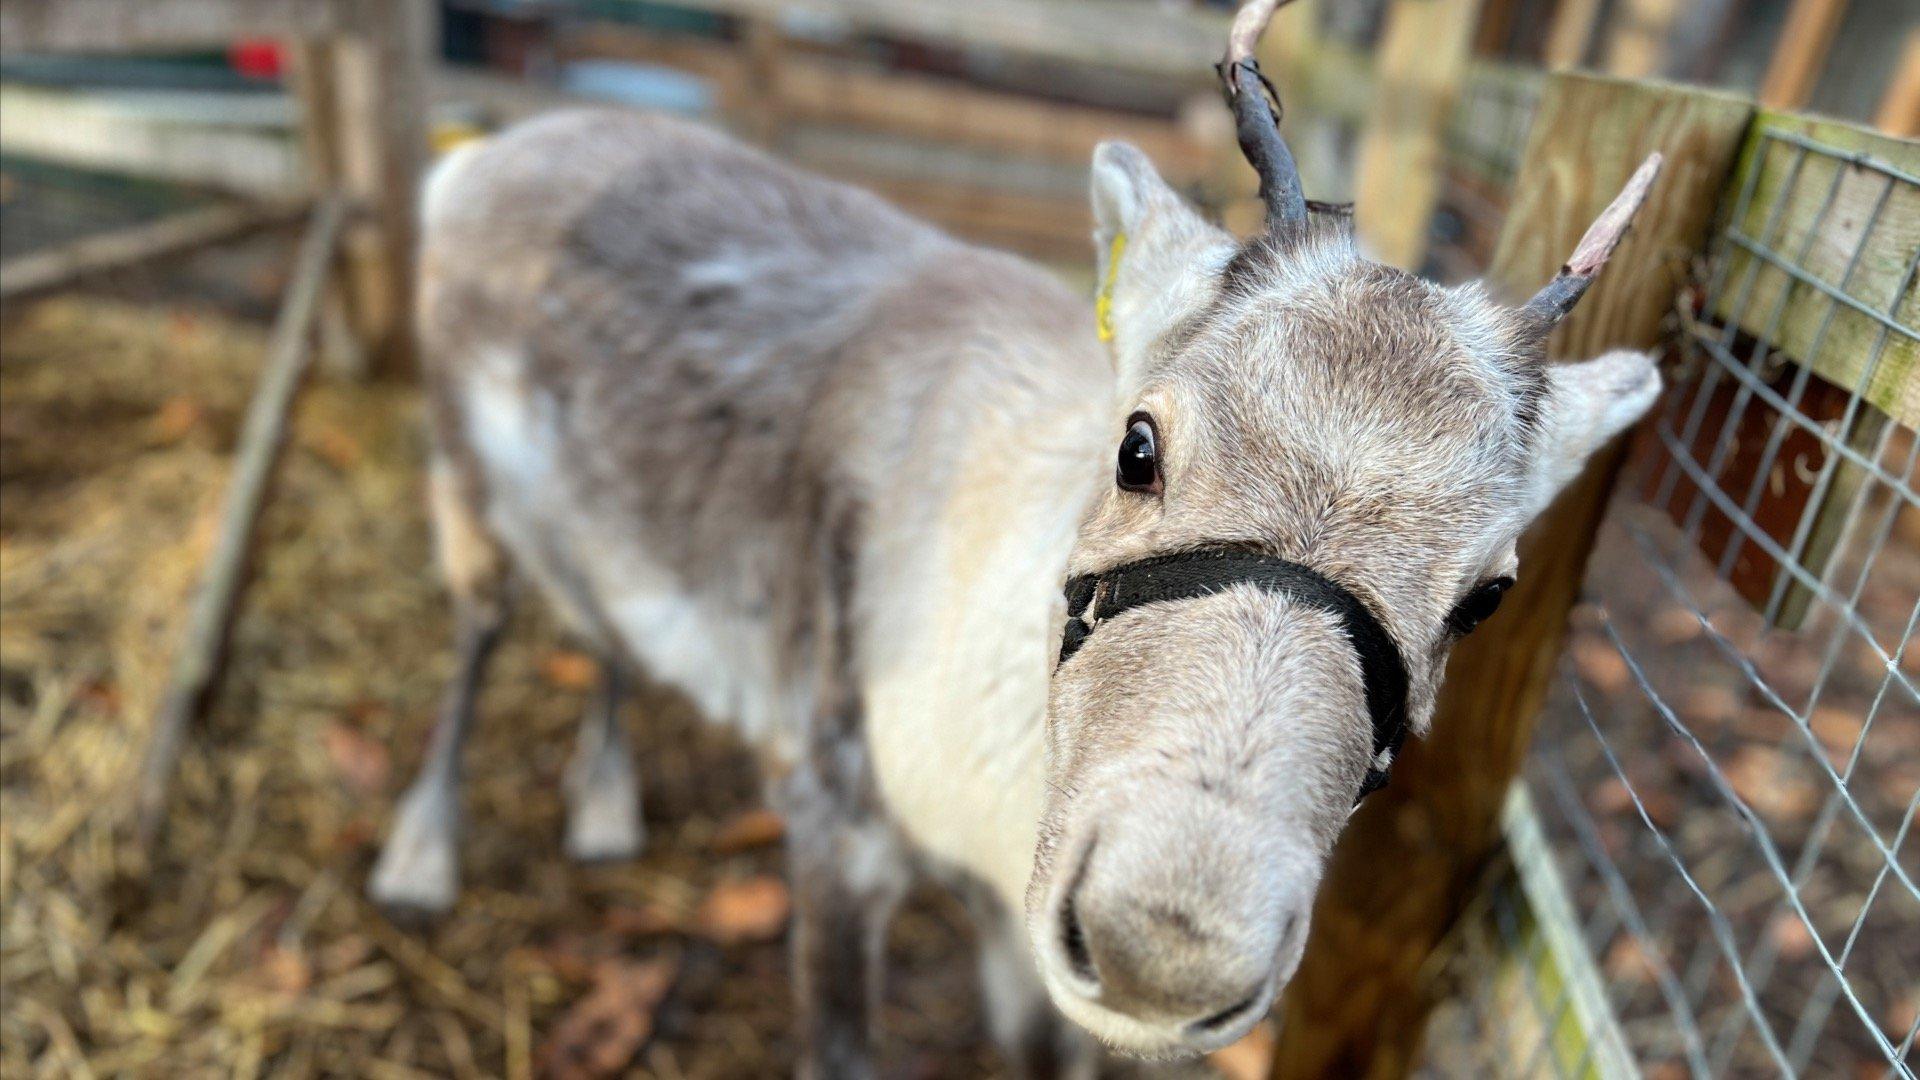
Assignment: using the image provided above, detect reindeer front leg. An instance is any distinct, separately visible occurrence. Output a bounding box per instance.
[778,708,910,1080]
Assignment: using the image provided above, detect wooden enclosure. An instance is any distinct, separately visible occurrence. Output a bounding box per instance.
[1,1,1914,1077]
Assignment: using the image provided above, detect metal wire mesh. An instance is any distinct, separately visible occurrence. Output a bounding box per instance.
[1429,62,1540,282]
[1441,124,1919,1078]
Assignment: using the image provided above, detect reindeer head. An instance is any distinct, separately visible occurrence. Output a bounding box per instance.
[1024,1,1663,1056]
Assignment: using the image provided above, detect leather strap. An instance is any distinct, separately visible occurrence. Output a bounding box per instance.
[1058,548,1409,802]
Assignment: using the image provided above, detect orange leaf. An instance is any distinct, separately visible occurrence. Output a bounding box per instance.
[1568,636,1630,696]
[1764,912,1816,961]
[711,808,785,853]
[541,651,599,691]
[254,943,312,999]
[1604,935,1659,985]
[306,424,363,469]
[538,955,678,1080]
[150,394,207,445]
[604,904,683,938]
[322,721,390,795]
[696,876,790,945]
[1207,1021,1276,1080]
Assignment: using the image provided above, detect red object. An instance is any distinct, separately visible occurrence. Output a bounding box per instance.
[229,39,285,80]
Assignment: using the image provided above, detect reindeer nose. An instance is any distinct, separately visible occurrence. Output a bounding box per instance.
[1044,834,1309,1051]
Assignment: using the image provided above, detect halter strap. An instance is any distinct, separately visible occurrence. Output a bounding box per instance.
[1058,548,1409,802]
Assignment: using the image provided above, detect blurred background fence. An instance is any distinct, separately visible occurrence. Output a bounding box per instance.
[1,1,1915,1077]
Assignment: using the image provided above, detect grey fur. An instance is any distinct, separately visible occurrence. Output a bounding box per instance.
[374,110,1660,1070]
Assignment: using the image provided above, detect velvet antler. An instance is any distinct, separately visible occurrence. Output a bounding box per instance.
[1522,153,1664,328]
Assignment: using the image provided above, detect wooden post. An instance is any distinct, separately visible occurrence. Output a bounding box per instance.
[1599,0,1684,77]
[1269,75,1752,1080]
[1758,0,1851,110]
[1542,0,1605,69]
[1873,26,1920,136]
[739,17,788,149]
[1352,0,1485,269]
[136,196,347,845]
[325,0,432,377]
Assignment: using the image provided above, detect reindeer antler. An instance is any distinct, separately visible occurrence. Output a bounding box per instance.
[1219,0,1307,231]
[1522,152,1664,327]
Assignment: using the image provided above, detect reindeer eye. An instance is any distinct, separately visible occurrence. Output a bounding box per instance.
[1116,414,1161,494]
[1447,576,1514,636]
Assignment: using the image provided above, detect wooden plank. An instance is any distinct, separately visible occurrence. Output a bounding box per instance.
[1711,112,1920,429]
[656,0,1229,83]
[1353,0,1486,268]
[0,200,302,300]
[1599,0,1685,77]
[0,0,345,53]
[136,195,346,844]
[1543,0,1605,69]
[1758,0,1852,110]
[558,24,1206,174]
[328,0,432,375]
[842,175,1092,261]
[1271,75,1752,1080]
[0,84,304,196]
[1875,28,1920,138]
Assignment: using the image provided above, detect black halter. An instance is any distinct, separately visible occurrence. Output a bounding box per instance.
[1058,548,1410,802]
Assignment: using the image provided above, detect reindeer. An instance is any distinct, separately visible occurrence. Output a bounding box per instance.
[369,1,1663,1073]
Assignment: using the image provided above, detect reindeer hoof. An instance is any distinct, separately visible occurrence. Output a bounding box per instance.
[369,786,460,917]
[565,779,644,863]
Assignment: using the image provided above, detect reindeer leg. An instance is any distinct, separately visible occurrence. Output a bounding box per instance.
[368,601,503,915]
[370,458,506,916]
[963,880,1101,1080]
[564,660,643,861]
[779,705,911,1080]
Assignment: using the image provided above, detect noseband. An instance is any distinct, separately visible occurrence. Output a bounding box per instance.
[1057,548,1409,802]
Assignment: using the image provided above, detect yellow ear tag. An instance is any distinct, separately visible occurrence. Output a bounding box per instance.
[1095,231,1127,344]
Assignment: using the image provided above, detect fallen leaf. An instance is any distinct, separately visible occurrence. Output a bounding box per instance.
[1604,935,1659,985]
[1679,684,1740,726]
[604,904,682,938]
[1207,1020,1276,1080]
[1588,775,1678,827]
[1649,605,1702,645]
[711,808,785,853]
[322,721,390,795]
[318,934,374,974]
[541,650,599,692]
[1886,992,1918,1042]
[254,943,312,999]
[305,424,362,469]
[77,679,122,715]
[1569,636,1631,696]
[538,955,678,1080]
[1724,745,1820,823]
[696,876,790,945]
[1764,912,1816,961]
[150,395,207,445]
[1808,706,1862,760]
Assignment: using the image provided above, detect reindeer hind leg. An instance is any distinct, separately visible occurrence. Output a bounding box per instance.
[564,660,644,862]
[368,457,508,916]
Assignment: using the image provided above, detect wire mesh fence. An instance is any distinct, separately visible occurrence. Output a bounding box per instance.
[1428,61,1540,282]
[1436,121,1919,1078]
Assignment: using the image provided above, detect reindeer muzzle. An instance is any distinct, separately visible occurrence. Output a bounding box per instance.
[1058,548,1409,802]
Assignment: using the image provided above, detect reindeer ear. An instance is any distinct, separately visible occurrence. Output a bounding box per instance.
[1523,349,1662,515]
[1090,142,1233,381]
